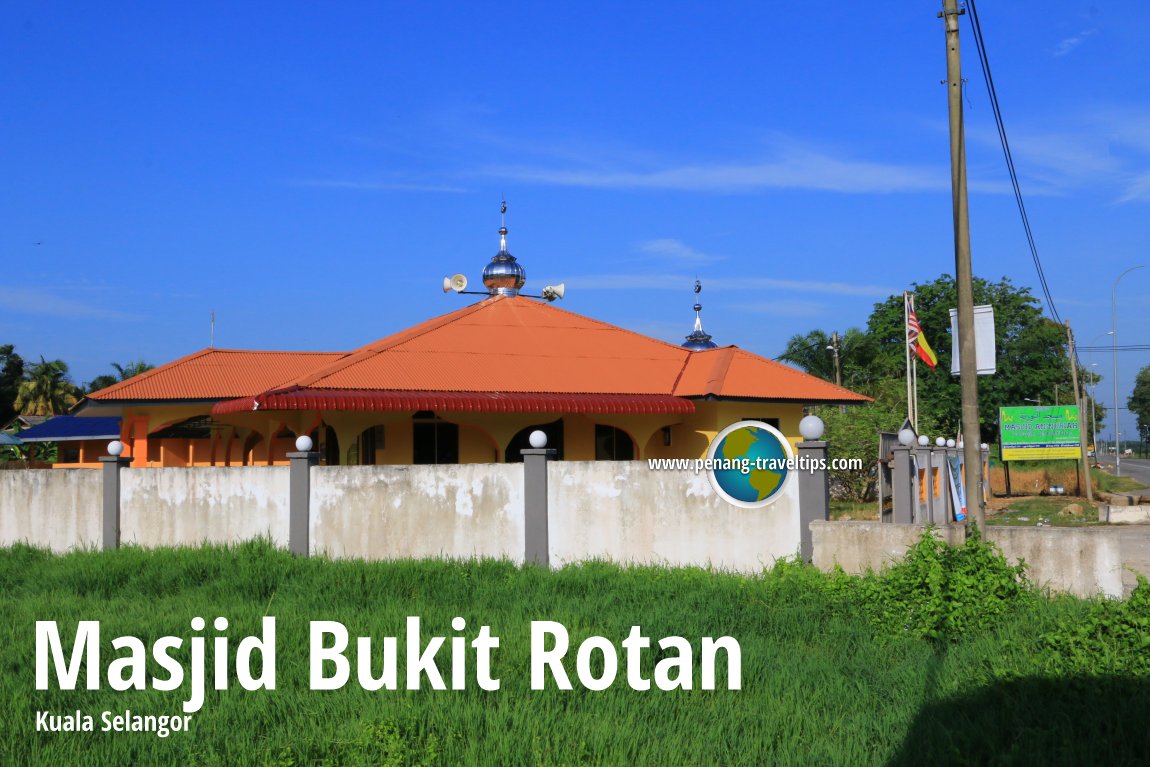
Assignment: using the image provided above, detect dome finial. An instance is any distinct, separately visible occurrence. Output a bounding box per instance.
[682,279,718,350]
[483,198,525,296]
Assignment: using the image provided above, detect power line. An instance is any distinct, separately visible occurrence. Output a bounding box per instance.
[964,0,1098,383]
[965,0,1062,327]
[1079,345,1150,353]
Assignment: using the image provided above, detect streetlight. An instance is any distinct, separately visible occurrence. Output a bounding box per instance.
[1090,362,1099,461]
[1023,397,1042,406]
[1112,265,1145,477]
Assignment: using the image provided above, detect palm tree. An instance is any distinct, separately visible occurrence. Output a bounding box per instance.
[86,359,154,394]
[112,360,153,380]
[14,358,80,416]
[778,328,874,390]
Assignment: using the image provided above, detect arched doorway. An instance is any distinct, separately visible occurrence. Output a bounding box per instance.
[505,419,565,462]
[309,425,340,466]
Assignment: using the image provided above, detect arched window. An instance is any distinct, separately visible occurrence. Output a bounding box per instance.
[413,412,458,465]
[355,425,386,465]
[595,425,635,461]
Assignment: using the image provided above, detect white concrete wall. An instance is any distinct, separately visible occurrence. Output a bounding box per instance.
[15,464,1140,599]
[811,521,1143,598]
[310,464,524,561]
[549,461,801,572]
[121,467,289,547]
[0,469,101,551]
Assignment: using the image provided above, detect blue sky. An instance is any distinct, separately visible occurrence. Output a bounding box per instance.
[3,2,1149,441]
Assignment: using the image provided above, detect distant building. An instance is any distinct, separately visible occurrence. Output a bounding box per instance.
[9,415,120,467]
[75,219,867,467]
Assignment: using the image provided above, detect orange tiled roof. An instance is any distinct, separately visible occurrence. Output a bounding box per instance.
[289,296,689,394]
[89,297,870,407]
[260,296,868,404]
[85,349,347,401]
[673,346,867,401]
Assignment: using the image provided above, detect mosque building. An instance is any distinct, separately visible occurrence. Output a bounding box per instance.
[73,213,867,468]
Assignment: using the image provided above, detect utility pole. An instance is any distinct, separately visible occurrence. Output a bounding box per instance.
[830,331,842,388]
[1067,322,1092,503]
[941,0,985,529]
[829,331,845,414]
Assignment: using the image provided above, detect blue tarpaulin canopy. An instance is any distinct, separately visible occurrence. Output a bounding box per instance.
[14,416,120,443]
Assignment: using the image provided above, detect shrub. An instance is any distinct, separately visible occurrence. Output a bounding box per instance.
[857,526,1033,641]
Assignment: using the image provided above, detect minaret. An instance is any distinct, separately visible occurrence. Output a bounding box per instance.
[481,200,526,296]
[681,280,719,350]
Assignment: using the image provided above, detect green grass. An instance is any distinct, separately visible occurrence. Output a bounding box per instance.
[2,541,1149,766]
[989,496,1101,527]
[829,500,879,521]
[1093,469,1148,495]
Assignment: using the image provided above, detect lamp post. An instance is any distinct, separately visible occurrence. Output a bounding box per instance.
[1090,362,1099,461]
[1112,265,1145,477]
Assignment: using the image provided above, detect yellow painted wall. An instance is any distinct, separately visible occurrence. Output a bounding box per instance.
[96,400,810,467]
[459,424,499,463]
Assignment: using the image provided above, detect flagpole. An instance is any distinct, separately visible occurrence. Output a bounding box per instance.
[905,292,914,429]
[911,295,919,432]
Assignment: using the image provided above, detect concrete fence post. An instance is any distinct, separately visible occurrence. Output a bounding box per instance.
[99,441,131,551]
[980,444,990,505]
[522,430,557,567]
[796,439,829,562]
[917,446,935,524]
[891,444,913,524]
[288,440,319,556]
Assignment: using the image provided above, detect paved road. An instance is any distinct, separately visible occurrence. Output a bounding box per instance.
[1096,457,1150,491]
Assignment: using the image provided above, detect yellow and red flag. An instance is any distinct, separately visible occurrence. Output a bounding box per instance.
[907,306,938,369]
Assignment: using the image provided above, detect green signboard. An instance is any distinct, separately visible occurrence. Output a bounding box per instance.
[999,406,1081,461]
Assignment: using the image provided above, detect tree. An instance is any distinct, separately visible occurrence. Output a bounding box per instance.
[862,275,1073,443]
[812,379,943,502]
[1129,365,1150,447]
[0,344,24,426]
[14,358,80,416]
[86,360,154,394]
[778,328,876,391]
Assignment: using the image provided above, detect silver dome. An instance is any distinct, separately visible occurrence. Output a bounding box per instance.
[483,225,526,296]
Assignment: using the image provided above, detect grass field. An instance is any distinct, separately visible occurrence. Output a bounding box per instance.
[3,539,1149,766]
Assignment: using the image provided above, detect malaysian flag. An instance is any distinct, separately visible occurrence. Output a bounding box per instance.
[907,301,938,369]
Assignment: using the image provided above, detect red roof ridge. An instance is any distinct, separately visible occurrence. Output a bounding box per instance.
[704,346,739,394]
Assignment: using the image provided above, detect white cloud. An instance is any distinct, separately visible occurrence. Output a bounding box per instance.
[1054,28,1097,57]
[564,273,896,298]
[1118,171,1150,203]
[728,300,827,318]
[484,147,948,194]
[0,288,137,320]
[291,179,468,193]
[635,239,723,265]
[966,107,1150,204]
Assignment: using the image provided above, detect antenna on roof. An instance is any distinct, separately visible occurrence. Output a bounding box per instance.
[210,309,215,348]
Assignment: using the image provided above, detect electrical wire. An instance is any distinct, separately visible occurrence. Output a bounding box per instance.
[965,0,1062,327]
[1079,345,1150,353]
[963,0,1098,377]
